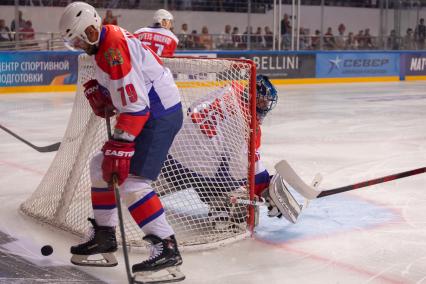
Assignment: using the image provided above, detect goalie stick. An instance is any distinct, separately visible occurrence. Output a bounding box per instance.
[276,160,426,200]
[0,124,60,153]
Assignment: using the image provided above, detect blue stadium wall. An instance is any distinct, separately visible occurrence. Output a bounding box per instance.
[1,50,426,93]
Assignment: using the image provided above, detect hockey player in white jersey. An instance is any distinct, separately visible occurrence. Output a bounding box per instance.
[134,9,178,57]
[59,2,184,283]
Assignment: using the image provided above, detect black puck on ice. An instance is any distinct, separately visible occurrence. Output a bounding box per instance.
[41,245,53,256]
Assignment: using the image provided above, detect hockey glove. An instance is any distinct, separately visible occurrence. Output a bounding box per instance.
[83,79,115,118]
[101,140,135,185]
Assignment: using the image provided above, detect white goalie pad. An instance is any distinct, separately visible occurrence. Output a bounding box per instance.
[275,160,321,200]
[267,174,302,224]
[267,161,323,223]
[228,161,322,224]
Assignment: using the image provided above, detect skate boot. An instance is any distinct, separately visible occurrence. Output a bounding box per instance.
[70,218,118,267]
[133,234,185,283]
[208,205,247,231]
[209,188,248,231]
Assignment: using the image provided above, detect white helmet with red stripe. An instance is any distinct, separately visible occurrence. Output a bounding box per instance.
[59,2,102,49]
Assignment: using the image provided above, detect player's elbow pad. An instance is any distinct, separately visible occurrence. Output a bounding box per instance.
[115,112,150,138]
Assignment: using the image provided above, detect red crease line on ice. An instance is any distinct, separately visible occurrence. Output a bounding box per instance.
[254,193,407,284]
[256,238,404,284]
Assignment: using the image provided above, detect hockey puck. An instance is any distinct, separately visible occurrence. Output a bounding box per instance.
[41,245,53,256]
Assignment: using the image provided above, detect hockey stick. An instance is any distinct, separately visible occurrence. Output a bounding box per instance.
[106,115,134,284]
[276,160,426,200]
[0,124,61,153]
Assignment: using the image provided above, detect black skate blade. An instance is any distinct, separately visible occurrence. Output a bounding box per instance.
[134,267,185,284]
[70,253,118,267]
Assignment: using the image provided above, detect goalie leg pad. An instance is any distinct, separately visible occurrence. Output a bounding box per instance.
[264,174,302,224]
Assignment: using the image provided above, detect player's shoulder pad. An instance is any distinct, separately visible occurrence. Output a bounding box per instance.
[95,25,132,80]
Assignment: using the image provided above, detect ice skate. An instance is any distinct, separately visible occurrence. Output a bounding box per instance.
[70,218,118,267]
[133,234,185,284]
[208,204,247,231]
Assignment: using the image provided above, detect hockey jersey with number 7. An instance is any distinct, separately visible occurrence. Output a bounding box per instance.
[134,26,179,57]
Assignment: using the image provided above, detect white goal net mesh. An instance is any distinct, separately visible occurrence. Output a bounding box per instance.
[20,54,256,248]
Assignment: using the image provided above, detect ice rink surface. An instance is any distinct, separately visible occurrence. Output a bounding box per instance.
[0,81,425,284]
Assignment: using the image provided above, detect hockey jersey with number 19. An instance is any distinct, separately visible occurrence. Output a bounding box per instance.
[92,25,181,137]
[134,26,179,57]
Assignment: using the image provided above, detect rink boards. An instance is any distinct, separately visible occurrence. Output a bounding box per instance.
[1,50,426,94]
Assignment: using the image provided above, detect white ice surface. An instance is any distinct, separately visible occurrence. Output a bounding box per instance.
[0,82,426,283]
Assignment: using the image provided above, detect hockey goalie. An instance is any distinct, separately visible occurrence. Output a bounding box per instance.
[161,74,304,229]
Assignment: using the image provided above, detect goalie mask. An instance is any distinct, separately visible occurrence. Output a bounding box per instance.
[256,75,278,120]
[59,2,102,51]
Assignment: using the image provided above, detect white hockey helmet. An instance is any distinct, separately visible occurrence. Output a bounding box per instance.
[153,9,174,24]
[59,2,102,50]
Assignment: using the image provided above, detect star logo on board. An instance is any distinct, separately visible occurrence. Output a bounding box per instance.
[328,56,342,73]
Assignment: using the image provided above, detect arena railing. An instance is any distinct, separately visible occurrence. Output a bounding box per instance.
[1,0,424,10]
[0,32,421,51]
[0,32,65,51]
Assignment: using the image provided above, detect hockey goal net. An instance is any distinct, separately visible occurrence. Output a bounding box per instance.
[20,54,257,248]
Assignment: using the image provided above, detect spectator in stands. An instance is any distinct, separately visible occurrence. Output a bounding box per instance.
[199,26,213,49]
[363,28,374,49]
[181,23,189,34]
[280,13,291,49]
[415,18,425,49]
[355,30,365,48]
[178,23,190,49]
[218,24,233,49]
[102,10,118,25]
[388,29,400,50]
[264,26,273,49]
[311,29,321,49]
[298,27,309,50]
[345,32,357,50]
[0,19,12,42]
[232,26,243,48]
[10,10,25,32]
[403,28,416,50]
[18,20,37,49]
[254,26,265,49]
[334,23,346,49]
[19,20,35,41]
[243,26,254,47]
[187,29,201,49]
[324,27,336,49]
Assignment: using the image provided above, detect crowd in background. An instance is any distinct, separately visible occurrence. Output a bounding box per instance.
[174,16,426,51]
[0,10,36,49]
[2,0,426,11]
[1,6,426,51]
